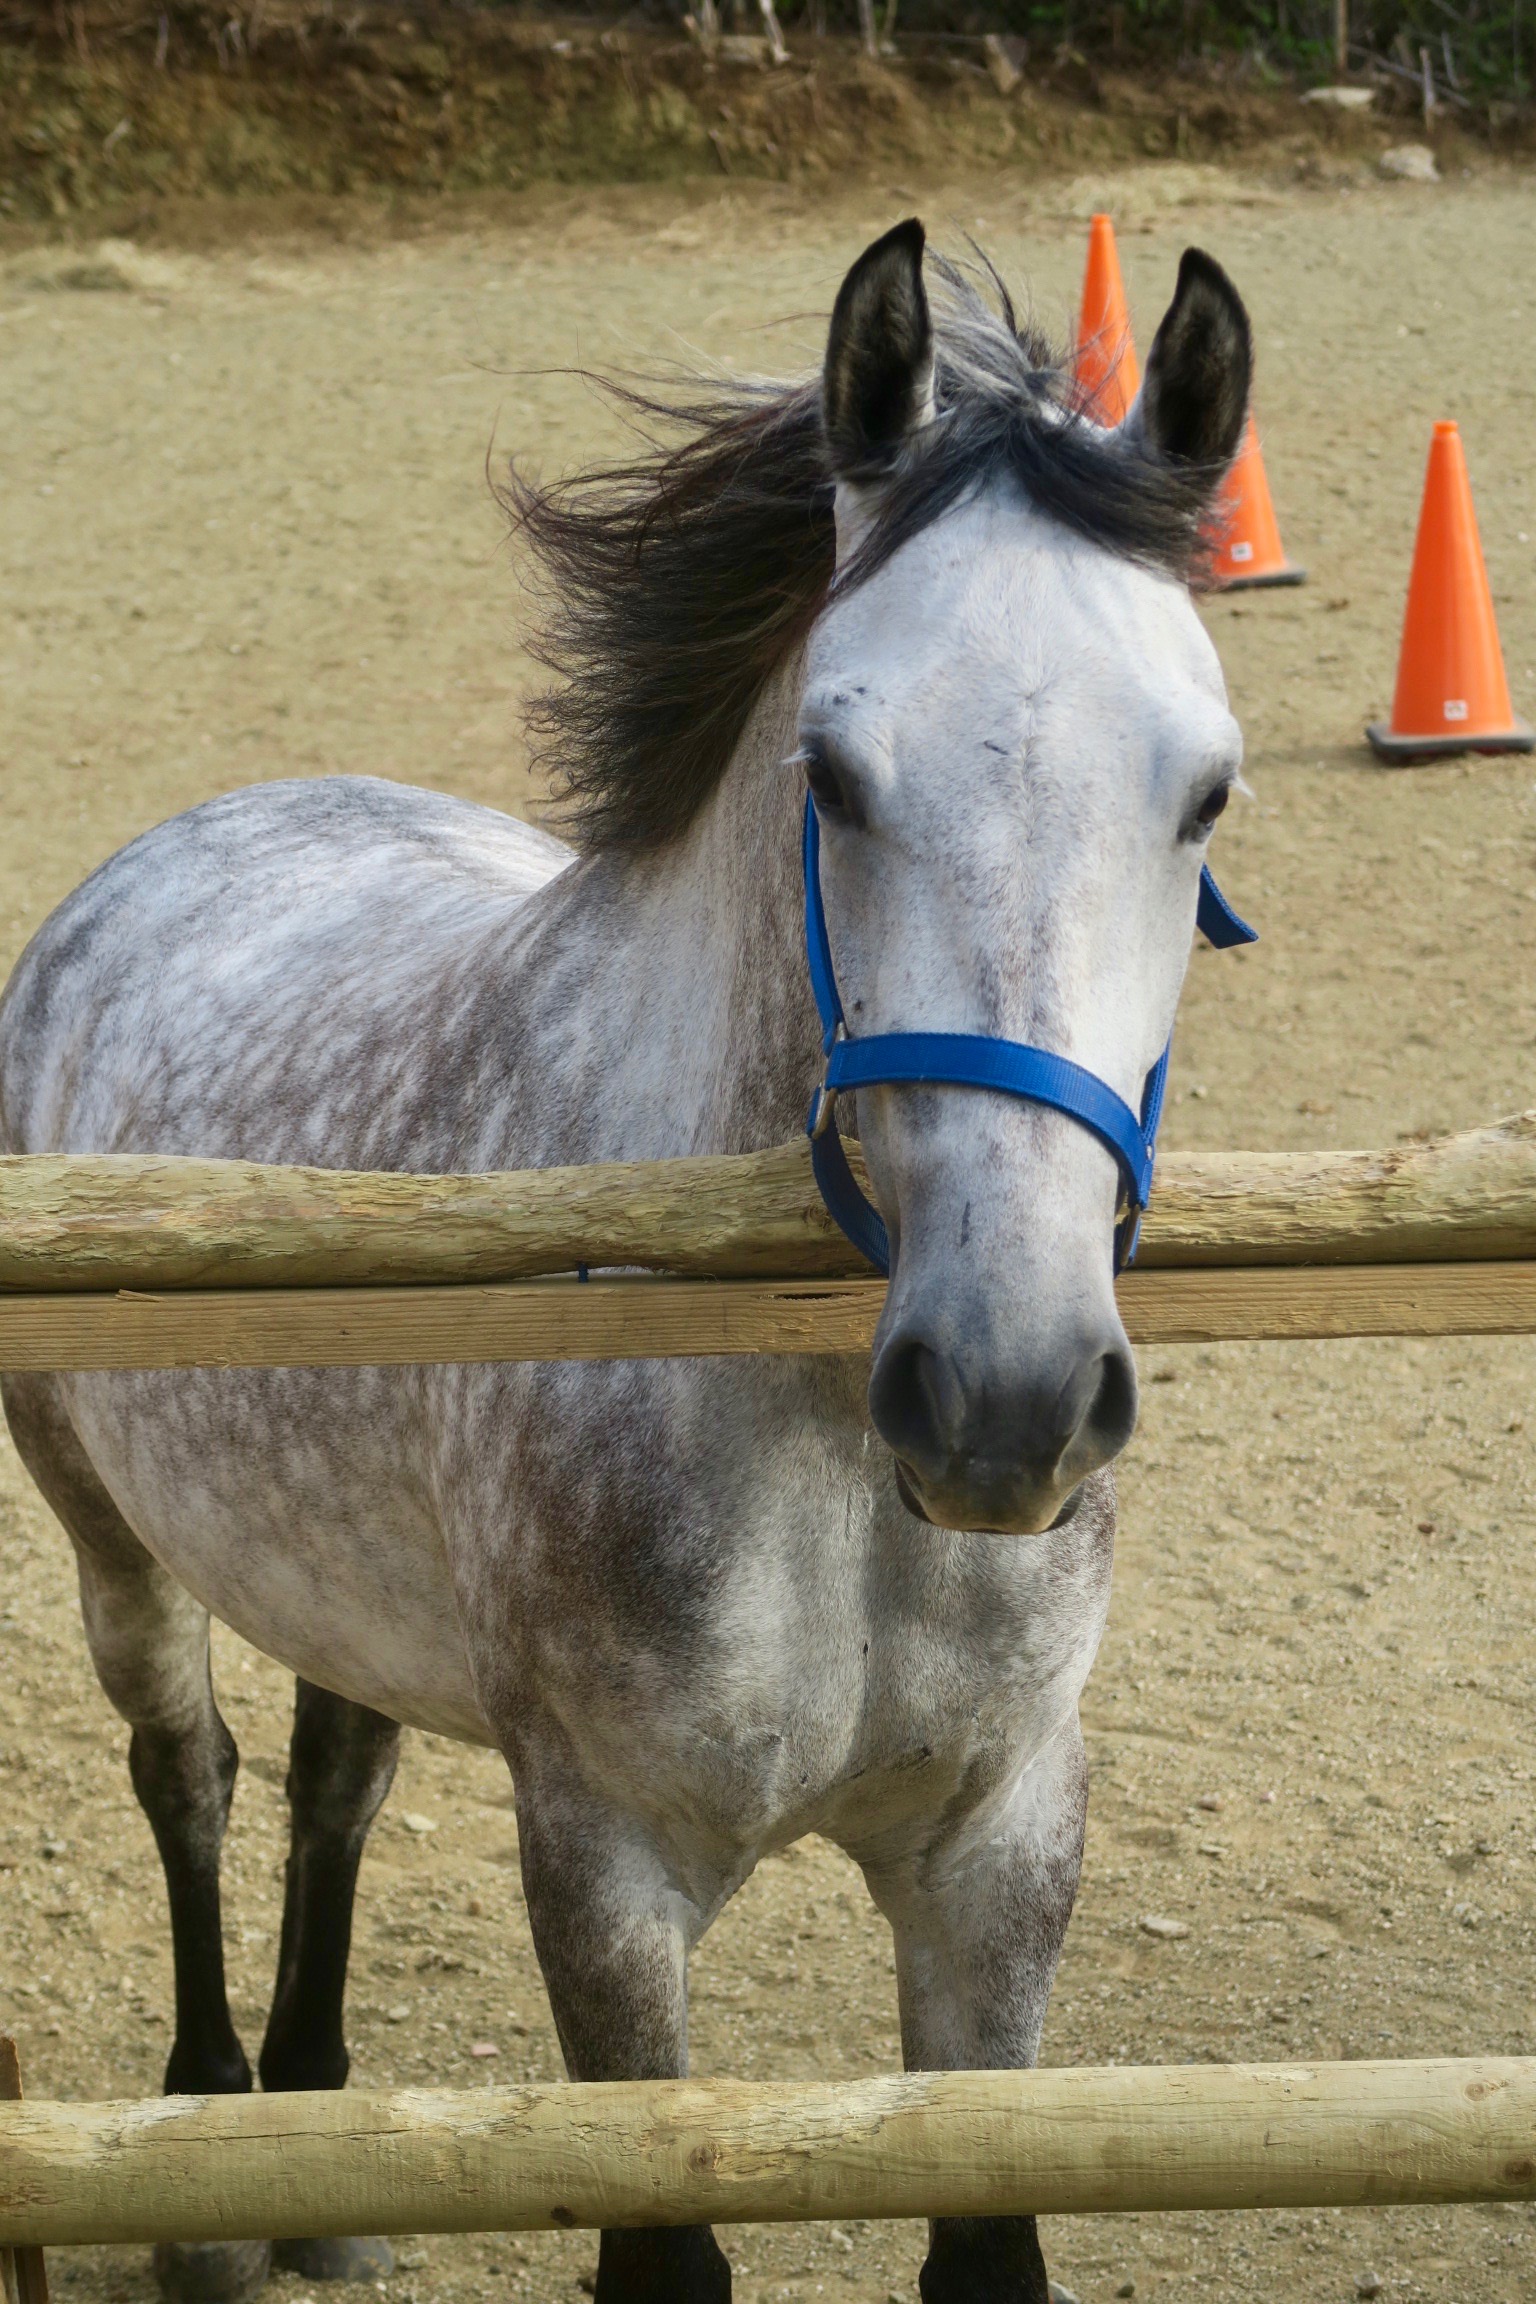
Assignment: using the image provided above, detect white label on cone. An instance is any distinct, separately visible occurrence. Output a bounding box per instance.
[1444,699,1469,721]
[1230,541,1254,563]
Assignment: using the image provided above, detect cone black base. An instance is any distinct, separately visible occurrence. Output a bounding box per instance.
[1367,719,1535,764]
[1215,562,1307,592]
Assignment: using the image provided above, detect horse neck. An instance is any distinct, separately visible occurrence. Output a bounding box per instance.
[524,658,823,1163]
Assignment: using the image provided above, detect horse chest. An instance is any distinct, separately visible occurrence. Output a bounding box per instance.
[513,1598,1103,1868]
[454,1371,1114,1859]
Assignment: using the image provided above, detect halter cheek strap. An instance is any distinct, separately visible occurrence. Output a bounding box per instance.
[802,795,1256,1278]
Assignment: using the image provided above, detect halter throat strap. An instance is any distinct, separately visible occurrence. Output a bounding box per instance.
[801,795,1255,1278]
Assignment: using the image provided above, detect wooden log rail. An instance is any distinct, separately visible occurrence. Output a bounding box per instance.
[2,2063,1535,2246]
[5,1115,1536,1367]
[7,1113,1536,1293]
[0,2041,44,2304]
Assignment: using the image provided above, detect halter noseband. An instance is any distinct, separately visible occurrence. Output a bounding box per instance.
[802,794,1256,1277]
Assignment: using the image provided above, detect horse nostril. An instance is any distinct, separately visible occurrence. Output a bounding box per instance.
[1084,1341,1139,1462]
[869,1334,964,1474]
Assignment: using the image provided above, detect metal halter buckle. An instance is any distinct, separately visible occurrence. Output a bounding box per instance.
[810,1025,847,1139]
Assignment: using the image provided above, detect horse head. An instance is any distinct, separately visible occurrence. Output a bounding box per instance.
[802,220,1251,1536]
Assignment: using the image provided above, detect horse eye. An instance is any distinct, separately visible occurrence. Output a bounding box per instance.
[1194,781,1231,831]
[801,744,847,817]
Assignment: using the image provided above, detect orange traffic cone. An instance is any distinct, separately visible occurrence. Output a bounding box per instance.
[1209,415,1304,590]
[1075,214,1140,426]
[1368,421,1533,762]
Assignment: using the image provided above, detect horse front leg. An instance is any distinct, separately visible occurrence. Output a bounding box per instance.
[515,1766,732,2304]
[865,1715,1090,2304]
[258,1680,400,2283]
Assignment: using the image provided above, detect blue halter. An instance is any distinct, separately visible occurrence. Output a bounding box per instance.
[802,794,1256,1277]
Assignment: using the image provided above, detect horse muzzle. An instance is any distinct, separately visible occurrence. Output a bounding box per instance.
[868,1317,1138,1536]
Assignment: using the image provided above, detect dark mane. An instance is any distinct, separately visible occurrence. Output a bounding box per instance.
[501,253,1225,854]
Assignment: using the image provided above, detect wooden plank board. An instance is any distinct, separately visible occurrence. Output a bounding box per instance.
[2,2061,1535,2245]
[1120,1259,1536,1343]
[2,1261,1536,1372]
[0,1276,883,1370]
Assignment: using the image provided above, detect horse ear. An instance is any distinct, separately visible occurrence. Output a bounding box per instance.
[823,218,934,481]
[1131,247,1251,474]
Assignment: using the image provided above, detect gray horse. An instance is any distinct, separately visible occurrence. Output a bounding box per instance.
[0,221,1250,2304]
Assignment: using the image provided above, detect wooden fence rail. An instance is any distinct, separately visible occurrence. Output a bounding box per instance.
[2,1167,1533,2259]
[6,1115,1536,1367]
[2,1261,1536,1372]
[6,1112,1536,1294]
[2,2062,1535,2247]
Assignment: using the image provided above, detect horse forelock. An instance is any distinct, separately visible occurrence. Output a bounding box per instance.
[500,249,1225,859]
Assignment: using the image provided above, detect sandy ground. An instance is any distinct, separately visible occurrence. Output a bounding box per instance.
[5,160,1536,2304]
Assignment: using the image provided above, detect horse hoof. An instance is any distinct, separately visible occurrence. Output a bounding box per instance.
[152,2241,273,2304]
[272,2237,396,2282]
